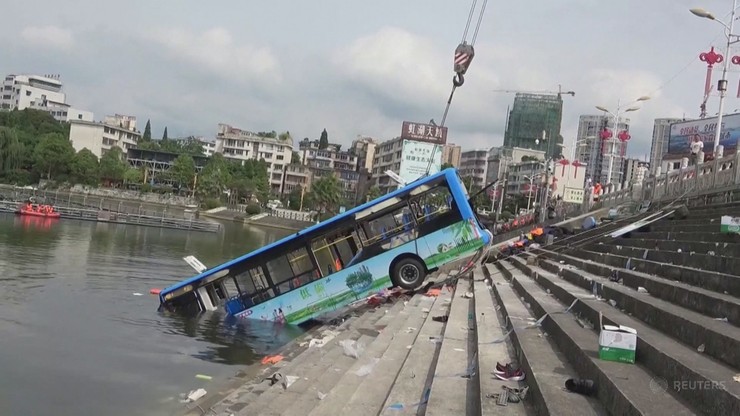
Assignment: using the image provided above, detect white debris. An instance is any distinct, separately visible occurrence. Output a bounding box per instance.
[637,287,649,294]
[283,375,299,389]
[677,249,682,253]
[708,251,716,256]
[317,391,327,400]
[714,317,729,322]
[186,388,207,402]
[355,358,380,376]
[697,344,705,353]
[339,339,364,359]
[132,292,143,296]
[609,299,617,307]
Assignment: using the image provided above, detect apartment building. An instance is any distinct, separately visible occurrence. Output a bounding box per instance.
[1,74,93,122]
[68,114,141,158]
[459,148,489,188]
[214,124,294,194]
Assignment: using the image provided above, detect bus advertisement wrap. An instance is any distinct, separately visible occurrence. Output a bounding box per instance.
[668,113,740,156]
[399,140,443,186]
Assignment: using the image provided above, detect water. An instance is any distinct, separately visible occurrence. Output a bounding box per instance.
[0,213,300,415]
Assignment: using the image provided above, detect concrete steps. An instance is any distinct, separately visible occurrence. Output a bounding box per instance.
[533,249,740,327]
[507,255,740,415]
[482,264,606,415]
[588,243,740,276]
[496,260,698,416]
[570,248,740,295]
[612,237,740,260]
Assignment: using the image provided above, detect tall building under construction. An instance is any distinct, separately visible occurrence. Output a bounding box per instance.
[503,93,564,159]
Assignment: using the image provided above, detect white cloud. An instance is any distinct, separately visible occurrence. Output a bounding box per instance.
[150,27,282,85]
[20,26,74,50]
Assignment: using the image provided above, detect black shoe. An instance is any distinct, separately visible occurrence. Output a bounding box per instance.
[432,315,449,323]
[565,378,596,396]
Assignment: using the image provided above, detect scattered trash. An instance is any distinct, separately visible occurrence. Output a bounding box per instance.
[283,375,299,389]
[317,391,327,400]
[406,345,413,349]
[195,374,212,381]
[422,308,431,313]
[185,388,207,402]
[697,344,705,353]
[432,315,449,323]
[677,248,682,253]
[149,288,162,295]
[339,339,364,359]
[637,287,648,294]
[425,288,442,297]
[462,291,474,299]
[708,250,716,256]
[261,355,284,365]
[608,300,617,307]
[565,378,596,396]
[263,372,283,386]
[598,313,636,363]
[559,260,565,264]
[454,348,464,352]
[355,358,379,376]
[733,374,740,383]
[429,336,443,344]
[405,327,417,333]
[132,292,143,296]
[714,317,729,322]
[387,388,430,410]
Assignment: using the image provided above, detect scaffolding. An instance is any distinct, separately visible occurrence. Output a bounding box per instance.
[503,93,564,159]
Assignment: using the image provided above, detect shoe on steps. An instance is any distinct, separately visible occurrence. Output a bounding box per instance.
[565,378,596,396]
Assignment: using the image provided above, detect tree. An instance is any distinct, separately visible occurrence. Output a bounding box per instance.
[33,133,75,179]
[162,127,168,141]
[291,151,302,164]
[278,131,292,141]
[123,168,142,184]
[287,186,304,210]
[136,141,160,151]
[309,174,342,215]
[441,162,455,170]
[366,186,381,203]
[142,120,152,142]
[319,129,329,149]
[170,154,196,188]
[70,149,99,186]
[0,127,23,174]
[180,137,205,156]
[99,147,128,182]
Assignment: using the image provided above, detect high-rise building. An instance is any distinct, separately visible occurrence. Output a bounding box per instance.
[503,93,564,158]
[459,149,490,188]
[442,143,462,167]
[350,136,378,172]
[1,74,93,122]
[649,118,683,176]
[214,124,294,194]
[575,114,630,185]
[622,158,649,187]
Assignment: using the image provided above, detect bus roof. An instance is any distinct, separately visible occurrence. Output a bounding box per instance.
[159,168,459,300]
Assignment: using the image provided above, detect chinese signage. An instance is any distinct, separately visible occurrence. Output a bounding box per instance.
[667,113,740,157]
[401,121,448,144]
[562,187,585,204]
[399,140,443,185]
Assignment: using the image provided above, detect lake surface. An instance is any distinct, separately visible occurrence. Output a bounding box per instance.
[0,213,298,415]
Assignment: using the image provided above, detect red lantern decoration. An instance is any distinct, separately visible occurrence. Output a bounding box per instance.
[700,47,723,97]
[557,159,570,176]
[572,160,584,178]
[617,130,631,157]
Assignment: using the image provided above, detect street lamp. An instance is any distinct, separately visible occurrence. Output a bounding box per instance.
[594,95,651,186]
[691,1,740,159]
[523,173,543,212]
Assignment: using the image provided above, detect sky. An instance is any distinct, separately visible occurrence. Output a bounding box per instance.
[2,0,739,159]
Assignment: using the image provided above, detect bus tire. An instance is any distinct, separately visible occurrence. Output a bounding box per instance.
[391,257,426,290]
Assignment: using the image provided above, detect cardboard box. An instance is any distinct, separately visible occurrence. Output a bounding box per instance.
[598,313,637,364]
[720,216,740,234]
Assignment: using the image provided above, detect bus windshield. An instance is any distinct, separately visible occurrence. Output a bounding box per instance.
[158,168,492,324]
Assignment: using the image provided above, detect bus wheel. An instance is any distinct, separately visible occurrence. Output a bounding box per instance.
[392,257,426,290]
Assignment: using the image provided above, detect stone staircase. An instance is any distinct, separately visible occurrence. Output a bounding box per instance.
[489,201,740,415]
[190,266,564,416]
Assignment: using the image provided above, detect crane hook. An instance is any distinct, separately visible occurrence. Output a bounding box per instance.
[453,73,464,87]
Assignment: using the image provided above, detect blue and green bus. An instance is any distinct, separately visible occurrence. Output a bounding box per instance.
[158,168,492,324]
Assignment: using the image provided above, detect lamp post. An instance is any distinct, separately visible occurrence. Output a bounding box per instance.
[523,173,543,212]
[595,96,650,187]
[691,3,740,159]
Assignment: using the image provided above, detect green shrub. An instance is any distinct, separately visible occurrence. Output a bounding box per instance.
[141,183,152,193]
[203,198,222,210]
[245,204,261,215]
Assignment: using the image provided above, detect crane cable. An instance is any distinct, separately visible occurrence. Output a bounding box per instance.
[440,0,488,128]
[422,0,488,180]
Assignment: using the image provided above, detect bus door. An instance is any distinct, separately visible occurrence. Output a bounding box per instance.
[409,182,463,267]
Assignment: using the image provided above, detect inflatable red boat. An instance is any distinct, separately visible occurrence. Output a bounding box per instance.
[16,203,61,219]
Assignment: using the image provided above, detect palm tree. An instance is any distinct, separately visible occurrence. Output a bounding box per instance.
[310,175,342,217]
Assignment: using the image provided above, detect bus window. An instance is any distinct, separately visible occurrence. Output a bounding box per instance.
[266,247,316,294]
[410,183,462,237]
[311,230,359,276]
[234,266,275,306]
[360,204,417,249]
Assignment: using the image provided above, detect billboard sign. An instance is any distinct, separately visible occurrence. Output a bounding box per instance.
[667,113,740,157]
[398,140,443,185]
[562,187,585,204]
[401,121,448,144]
